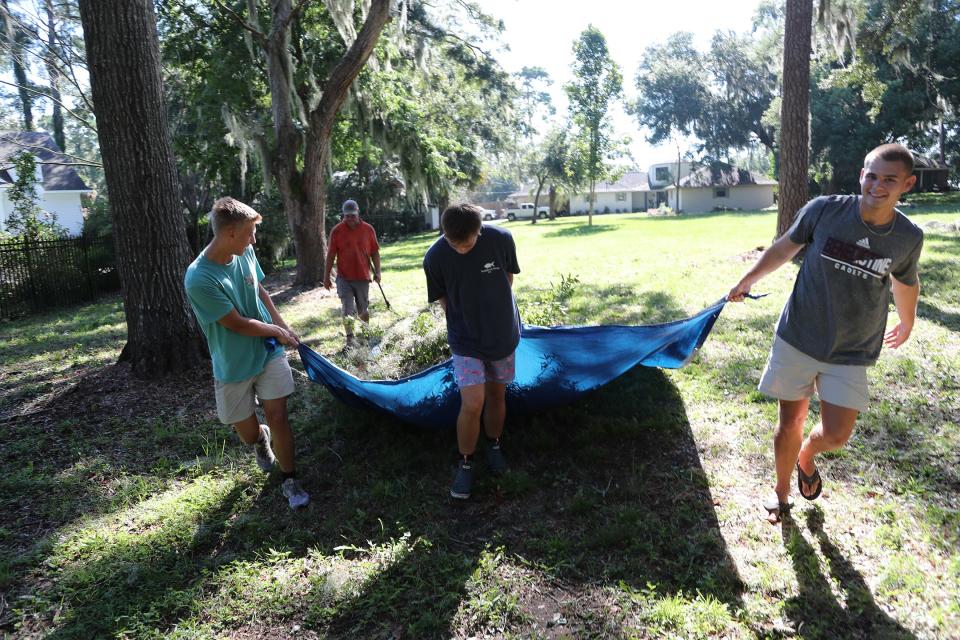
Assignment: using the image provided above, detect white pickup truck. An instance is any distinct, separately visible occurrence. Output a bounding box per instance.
[505,202,549,221]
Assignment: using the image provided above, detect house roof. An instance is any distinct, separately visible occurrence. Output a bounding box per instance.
[0,131,90,191]
[591,170,649,193]
[673,163,776,188]
[912,153,949,170]
[512,170,650,198]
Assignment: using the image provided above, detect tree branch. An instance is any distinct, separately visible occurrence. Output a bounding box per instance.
[0,135,101,166]
[0,78,97,132]
[210,0,267,44]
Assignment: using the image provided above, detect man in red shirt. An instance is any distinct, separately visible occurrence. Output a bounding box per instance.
[323,199,381,345]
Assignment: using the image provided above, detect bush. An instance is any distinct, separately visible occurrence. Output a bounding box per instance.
[519,273,581,326]
[82,192,112,238]
[251,192,293,272]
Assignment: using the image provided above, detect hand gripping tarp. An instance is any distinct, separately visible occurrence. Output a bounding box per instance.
[298,298,727,429]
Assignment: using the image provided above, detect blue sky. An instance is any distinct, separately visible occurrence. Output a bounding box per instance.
[479,0,764,169]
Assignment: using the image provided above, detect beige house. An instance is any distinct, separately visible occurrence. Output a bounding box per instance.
[510,161,776,216]
[666,163,776,213]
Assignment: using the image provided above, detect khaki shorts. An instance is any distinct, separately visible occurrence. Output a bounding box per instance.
[336,276,370,316]
[214,355,295,425]
[758,336,868,412]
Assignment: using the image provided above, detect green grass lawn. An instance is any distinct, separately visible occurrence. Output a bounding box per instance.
[1,203,959,639]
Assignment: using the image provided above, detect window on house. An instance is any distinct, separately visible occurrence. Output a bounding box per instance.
[714,187,728,198]
[655,167,670,182]
[616,192,626,201]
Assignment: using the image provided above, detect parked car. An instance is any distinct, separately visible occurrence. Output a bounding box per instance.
[505,202,549,221]
[481,208,498,220]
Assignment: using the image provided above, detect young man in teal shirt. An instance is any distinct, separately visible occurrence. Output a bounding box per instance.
[184,197,309,509]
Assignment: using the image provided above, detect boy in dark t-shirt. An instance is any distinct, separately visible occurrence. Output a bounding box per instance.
[423,204,521,499]
[729,143,923,523]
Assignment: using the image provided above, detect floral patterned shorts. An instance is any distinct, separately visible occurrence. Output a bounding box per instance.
[451,352,516,388]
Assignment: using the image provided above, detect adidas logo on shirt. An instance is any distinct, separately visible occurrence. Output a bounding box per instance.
[856,237,871,249]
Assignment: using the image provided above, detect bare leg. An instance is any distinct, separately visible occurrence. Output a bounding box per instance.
[456,384,485,456]
[482,381,506,441]
[774,398,809,503]
[797,400,858,494]
[232,414,261,445]
[261,396,295,474]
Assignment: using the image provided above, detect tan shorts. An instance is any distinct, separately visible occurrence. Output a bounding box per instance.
[214,355,295,425]
[758,336,868,412]
[336,276,370,316]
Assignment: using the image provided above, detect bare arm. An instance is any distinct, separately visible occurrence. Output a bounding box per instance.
[435,296,447,314]
[323,248,336,289]
[371,250,381,283]
[217,308,299,346]
[507,272,514,286]
[213,283,299,346]
[727,234,805,301]
[884,276,920,349]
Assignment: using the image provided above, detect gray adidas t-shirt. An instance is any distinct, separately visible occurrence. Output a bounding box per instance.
[776,195,923,365]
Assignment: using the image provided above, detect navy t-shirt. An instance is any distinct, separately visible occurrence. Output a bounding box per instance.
[423,224,521,360]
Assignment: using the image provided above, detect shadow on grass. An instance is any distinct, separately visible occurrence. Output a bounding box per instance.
[8,358,746,638]
[544,223,617,238]
[287,363,746,637]
[780,508,916,639]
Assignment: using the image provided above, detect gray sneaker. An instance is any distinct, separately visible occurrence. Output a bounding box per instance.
[450,459,474,500]
[254,424,276,472]
[486,442,508,477]
[281,477,310,509]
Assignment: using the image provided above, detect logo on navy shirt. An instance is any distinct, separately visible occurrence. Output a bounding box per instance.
[822,237,892,280]
[481,261,500,274]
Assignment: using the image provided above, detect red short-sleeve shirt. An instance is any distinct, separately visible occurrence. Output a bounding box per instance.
[328,220,379,280]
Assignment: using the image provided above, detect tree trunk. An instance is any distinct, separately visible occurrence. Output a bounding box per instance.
[939,117,946,163]
[531,177,545,225]
[264,0,391,287]
[78,0,207,378]
[2,0,33,130]
[44,0,65,151]
[777,0,813,238]
[588,179,595,226]
[548,184,556,220]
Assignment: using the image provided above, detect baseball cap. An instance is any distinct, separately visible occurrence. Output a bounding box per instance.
[342,199,359,215]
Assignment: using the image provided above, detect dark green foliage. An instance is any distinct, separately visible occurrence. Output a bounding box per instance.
[3,153,66,241]
[518,273,580,326]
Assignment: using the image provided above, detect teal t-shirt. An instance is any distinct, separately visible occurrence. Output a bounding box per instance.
[184,245,280,382]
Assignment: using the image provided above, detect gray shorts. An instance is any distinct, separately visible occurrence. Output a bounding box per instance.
[758,336,868,412]
[336,276,370,316]
[214,355,295,425]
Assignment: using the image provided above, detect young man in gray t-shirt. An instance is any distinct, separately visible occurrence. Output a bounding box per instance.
[728,143,923,523]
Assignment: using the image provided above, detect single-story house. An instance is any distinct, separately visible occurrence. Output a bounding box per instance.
[567,170,653,214]
[0,131,91,236]
[507,160,776,216]
[666,163,776,213]
[911,153,950,192]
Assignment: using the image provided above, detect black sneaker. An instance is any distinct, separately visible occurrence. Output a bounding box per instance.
[450,459,474,499]
[486,442,508,477]
[254,424,276,472]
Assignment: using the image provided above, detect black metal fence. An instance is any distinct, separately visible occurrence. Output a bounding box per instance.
[0,236,120,318]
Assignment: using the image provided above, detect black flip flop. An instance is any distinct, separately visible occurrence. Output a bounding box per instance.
[796,461,823,501]
[762,494,792,522]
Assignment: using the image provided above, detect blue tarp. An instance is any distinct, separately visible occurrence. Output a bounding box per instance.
[298,298,727,429]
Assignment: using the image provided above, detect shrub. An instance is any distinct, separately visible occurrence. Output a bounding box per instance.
[5,152,67,240]
[519,273,581,326]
